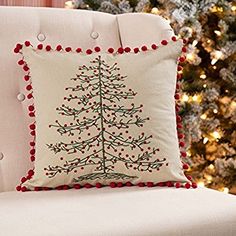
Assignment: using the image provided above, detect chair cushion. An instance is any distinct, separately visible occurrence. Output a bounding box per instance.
[1,187,236,236]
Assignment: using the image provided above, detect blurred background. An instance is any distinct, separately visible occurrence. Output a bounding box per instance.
[1,0,235,194]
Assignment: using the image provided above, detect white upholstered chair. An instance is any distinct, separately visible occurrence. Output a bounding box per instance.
[0,6,236,236]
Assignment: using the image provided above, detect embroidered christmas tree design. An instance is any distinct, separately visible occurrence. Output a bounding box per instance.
[46,55,166,182]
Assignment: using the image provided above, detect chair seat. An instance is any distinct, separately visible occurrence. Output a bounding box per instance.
[1,187,236,236]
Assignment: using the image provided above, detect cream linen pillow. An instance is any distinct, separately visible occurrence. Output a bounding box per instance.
[14,39,196,191]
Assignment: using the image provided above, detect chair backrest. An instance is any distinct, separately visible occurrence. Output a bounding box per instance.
[0,6,174,192]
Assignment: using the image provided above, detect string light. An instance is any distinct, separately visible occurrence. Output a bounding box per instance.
[200,113,207,119]
[151,7,159,14]
[200,74,206,79]
[211,50,223,65]
[223,187,229,194]
[203,137,209,144]
[213,109,218,114]
[203,84,207,88]
[232,6,236,11]
[182,94,189,102]
[197,181,205,187]
[192,40,198,47]
[205,174,213,182]
[192,94,201,102]
[214,30,222,36]
[212,131,221,140]
[65,1,74,8]
[208,164,215,170]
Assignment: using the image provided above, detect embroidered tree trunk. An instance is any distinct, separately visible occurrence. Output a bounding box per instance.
[46,55,167,182]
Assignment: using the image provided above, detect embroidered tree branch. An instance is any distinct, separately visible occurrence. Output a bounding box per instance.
[46,55,167,181]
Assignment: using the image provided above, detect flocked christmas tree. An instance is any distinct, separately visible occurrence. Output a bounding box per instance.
[65,0,236,193]
[46,55,166,182]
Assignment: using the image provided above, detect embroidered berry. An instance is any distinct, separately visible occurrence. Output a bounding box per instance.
[133,48,139,53]
[37,44,43,50]
[56,45,62,51]
[86,49,92,54]
[24,41,31,47]
[108,48,114,53]
[94,46,101,52]
[141,45,147,51]
[118,47,124,54]
[161,40,168,45]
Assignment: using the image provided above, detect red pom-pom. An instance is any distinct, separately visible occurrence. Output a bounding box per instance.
[179,141,185,147]
[27,93,33,99]
[30,130,36,136]
[86,49,93,54]
[186,175,192,181]
[124,47,131,53]
[29,112,35,117]
[176,115,182,122]
[177,73,183,80]
[84,183,92,188]
[166,181,173,187]
[175,93,180,100]
[192,182,197,188]
[175,182,181,188]
[183,163,189,170]
[176,83,180,90]
[21,177,27,183]
[30,141,35,146]
[28,105,34,111]
[133,48,139,54]
[30,156,35,162]
[21,186,28,192]
[157,182,164,187]
[63,185,69,190]
[34,187,41,191]
[178,133,184,139]
[182,47,187,53]
[161,40,168,46]
[30,149,35,155]
[94,46,101,52]
[28,170,34,176]
[141,45,147,51]
[177,66,183,71]
[45,45,51,51]
[151,44,157,50]
[65,47,72,52]
[179,56,185,63]
[24,75,30,81]
[26,84,32,91]
[16,185,21,191]
[24,41,31,47]
[108,48,114,53]
[14,48,20,53]
[185,183,191,189]
[177,124,183,129]
[56,45,62,51]
[110,182,116,188]
[118,47,124,54]
[117,182,123,188]
[76,48,82,53]
[29,124,36,130]
[16,43,23,49]
[183,38,188,44]
[137,182,145,187]
[147,182,154,187]
[23,65,29,72]
[171,36,177,42]
[95,183,102,188]
[74,184,81,189]
[37,44,43,50]
[18,60,25,65]
[126,182,132,187]
[181,151,187,158]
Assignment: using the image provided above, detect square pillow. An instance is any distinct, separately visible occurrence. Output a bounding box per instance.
[15,38,196,191]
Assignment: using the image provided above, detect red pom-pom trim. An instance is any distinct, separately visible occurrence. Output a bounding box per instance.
[171,36,177,42]
[18,60,25,65]
[151,44,157,50]
[94,46,101,52]
[117,47,124,54]
[74,184,81,189]
[65,47,72,52]
[141,45,147,51]
[95,183,102,188]
[161,40,168,45]
[110,182,116,188]
[26,85,32,91]
[108,48,114,53]
[56,45,62,51]
[45,45,51,51]
[133,48,139,54]
[24,41,31,47]
[124,47,131,53]
[76,48,82,53]
[37,44,43,50]
[86,49,92,54]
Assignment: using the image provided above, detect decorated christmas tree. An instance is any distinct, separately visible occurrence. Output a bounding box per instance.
[46,55,166,181]
[65,0,236,193]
